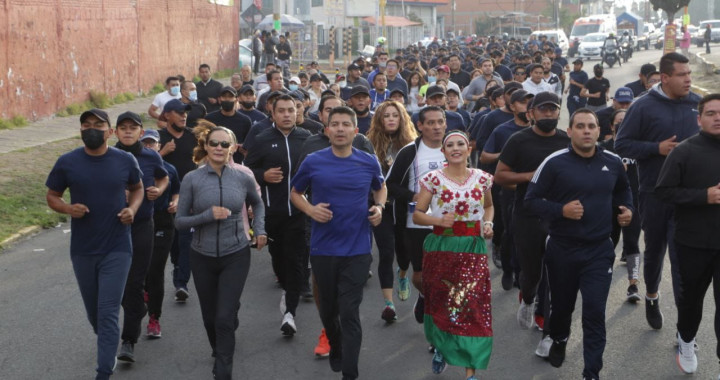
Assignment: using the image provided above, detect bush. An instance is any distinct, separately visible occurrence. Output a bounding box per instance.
[90,90,113,109]
[113,93,128,104]
[11,116,28,127]
[124,92,136,101]
[56,109,70,117]
[0,119,11,130]
[149,83,164,95]
[65,103,86,115]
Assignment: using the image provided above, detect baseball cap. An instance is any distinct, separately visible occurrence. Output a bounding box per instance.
[529,92,561,109]
[436,65,450,73]
[220,86,237,97]
[80,108,110,125]
[510,90,534,104]
[240,84,256,95]
[503,81,523,94]
[613,87,634,103]
[640,63,657,77]
[572,58,584,65]
[289,76,301,84]
[446,87,460,96]
[116,111,143,127]
[163,99,192,114]
[426,85,446,98]
[554,47,563,55]
[347,63,361,71]
[141,129,160,142]
[350,85,370,97]
[491,87,505,100]
[390,88,406,97]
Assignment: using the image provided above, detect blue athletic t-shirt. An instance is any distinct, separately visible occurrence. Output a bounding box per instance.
[46,147,142,256]
[291,147,384,257]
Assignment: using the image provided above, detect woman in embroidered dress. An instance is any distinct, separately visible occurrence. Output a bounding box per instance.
[412,130,494,380]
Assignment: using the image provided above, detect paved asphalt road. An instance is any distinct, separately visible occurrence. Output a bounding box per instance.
[0,49,717,380]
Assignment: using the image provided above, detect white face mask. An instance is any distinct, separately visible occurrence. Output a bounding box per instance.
[339,81,347,88]
[170,86,180,96]
[189,90,198,102]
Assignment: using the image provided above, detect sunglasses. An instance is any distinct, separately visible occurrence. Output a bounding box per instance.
[208,140,232,149]
[536,104,559,112]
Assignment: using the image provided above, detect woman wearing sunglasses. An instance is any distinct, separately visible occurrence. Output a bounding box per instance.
[175,125,267,380]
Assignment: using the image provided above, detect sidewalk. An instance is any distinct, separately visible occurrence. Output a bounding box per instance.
[0,78,229,155]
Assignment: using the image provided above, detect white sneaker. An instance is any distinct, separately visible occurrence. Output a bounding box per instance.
[535,335,553,358]
[676,333,698,374]
[517,301,535,329]
[281,312,296,336]
[279,291,286,315]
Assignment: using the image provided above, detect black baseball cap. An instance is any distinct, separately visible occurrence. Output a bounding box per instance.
[640,63,657,77]
[572,58,584,65]
[350,85,370,97]
[426,85,446,98]
[310,74,322,82]
[220,86,237,97]
[510,89,534,104]
[390,88,406,97]
[116,111,143,127]
[80,109,109,125]
[503,81,523,94]
[347,63,362,72]
[240,84,256,95]
[529,91,560,109]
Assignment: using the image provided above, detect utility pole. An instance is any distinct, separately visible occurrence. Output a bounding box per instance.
[452,0,456,38]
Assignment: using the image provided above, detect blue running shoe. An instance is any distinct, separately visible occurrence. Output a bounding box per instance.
[431,351,446,374]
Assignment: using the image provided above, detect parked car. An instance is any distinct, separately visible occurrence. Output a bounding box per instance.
[239,38,255,69]
[577,32,608,60]
[697,20,720,47]
[655,25,697,49]
[531,29,570,54]
[636,23,655,50]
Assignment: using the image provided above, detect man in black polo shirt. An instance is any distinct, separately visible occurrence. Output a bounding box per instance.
[158,99,198,303]
[624,63,656,99]
[237,85,268,125]
[195,64,223,113]
[204,86,253,163]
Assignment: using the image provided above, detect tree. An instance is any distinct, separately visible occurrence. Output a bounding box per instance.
[650,0,692,20]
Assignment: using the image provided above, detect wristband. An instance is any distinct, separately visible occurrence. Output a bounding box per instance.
[483,221,494,228]
[375,203,385,210]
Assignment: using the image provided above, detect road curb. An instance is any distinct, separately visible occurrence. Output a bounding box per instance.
[0,226,42,251]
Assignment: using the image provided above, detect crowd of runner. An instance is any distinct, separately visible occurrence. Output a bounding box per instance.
[44,34,720,380]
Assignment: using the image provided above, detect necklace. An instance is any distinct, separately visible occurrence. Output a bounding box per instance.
[443,167,469,184]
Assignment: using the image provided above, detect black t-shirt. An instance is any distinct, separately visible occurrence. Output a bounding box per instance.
[595,106,615,139]
[450,70,472,89]
[585,77,611,106]
[159,127,198,181]
[195,79,223,113]
[186,102,207,129]
[498,127,570,215]
[204,110,253,163]
[297,118,324,135]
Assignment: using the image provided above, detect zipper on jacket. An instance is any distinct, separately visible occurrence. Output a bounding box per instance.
[217,168,224,258]
[284,133,293,216]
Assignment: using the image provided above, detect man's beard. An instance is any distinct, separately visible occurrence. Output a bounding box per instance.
[353,106,369,116]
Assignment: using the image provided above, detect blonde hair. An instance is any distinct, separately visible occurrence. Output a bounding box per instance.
[366,101,417,171]
[191,119,237,164]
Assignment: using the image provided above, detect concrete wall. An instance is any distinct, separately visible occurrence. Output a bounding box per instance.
[0,0,239,120]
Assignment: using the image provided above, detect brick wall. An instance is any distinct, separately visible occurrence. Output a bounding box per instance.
[0,0,239,120]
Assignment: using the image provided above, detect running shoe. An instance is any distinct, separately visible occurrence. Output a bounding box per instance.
[147,315,162,339]
[381,302,397,323]
[117,341,135,363]
[413,294,425,324]
[626,284,642,303]
[466,377,478,380]
[397,268,411,301]
[431,351,446,374]
[676,333,698,374]
[517,301,534,329]
[548,339,566,368]
[534,314,544,331]
[315,329,330,357]
[645,295,663,329]
[174,287,189,303]
[281,312,296,336]
[535,335,552,358]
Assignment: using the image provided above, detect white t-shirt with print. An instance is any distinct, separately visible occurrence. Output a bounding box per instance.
[406,140,445,229]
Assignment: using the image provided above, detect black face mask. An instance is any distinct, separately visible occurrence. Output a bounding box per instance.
[170,124,185,133]
[594,69,603,77]
[517,112,529,123]
[535,118,558,133]
[221,101,235,112]
[81,129,106,150]
[240,101,255,109]
[115,141,143,156]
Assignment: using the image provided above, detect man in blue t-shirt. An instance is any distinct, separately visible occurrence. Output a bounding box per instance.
[290,106,386,380]
[113,111,169,363]
[46,109,144,380]
[566,59,588,115]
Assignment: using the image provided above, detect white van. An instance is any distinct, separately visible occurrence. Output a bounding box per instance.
[570,14,617,42]
[530,30,570,54]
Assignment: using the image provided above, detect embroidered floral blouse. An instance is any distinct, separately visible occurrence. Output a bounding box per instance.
[419,168,494,222]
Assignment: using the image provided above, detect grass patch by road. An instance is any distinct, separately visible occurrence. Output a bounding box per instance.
[0,138,82,247]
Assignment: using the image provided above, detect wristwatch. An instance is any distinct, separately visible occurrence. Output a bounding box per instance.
[375,203,385,210]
